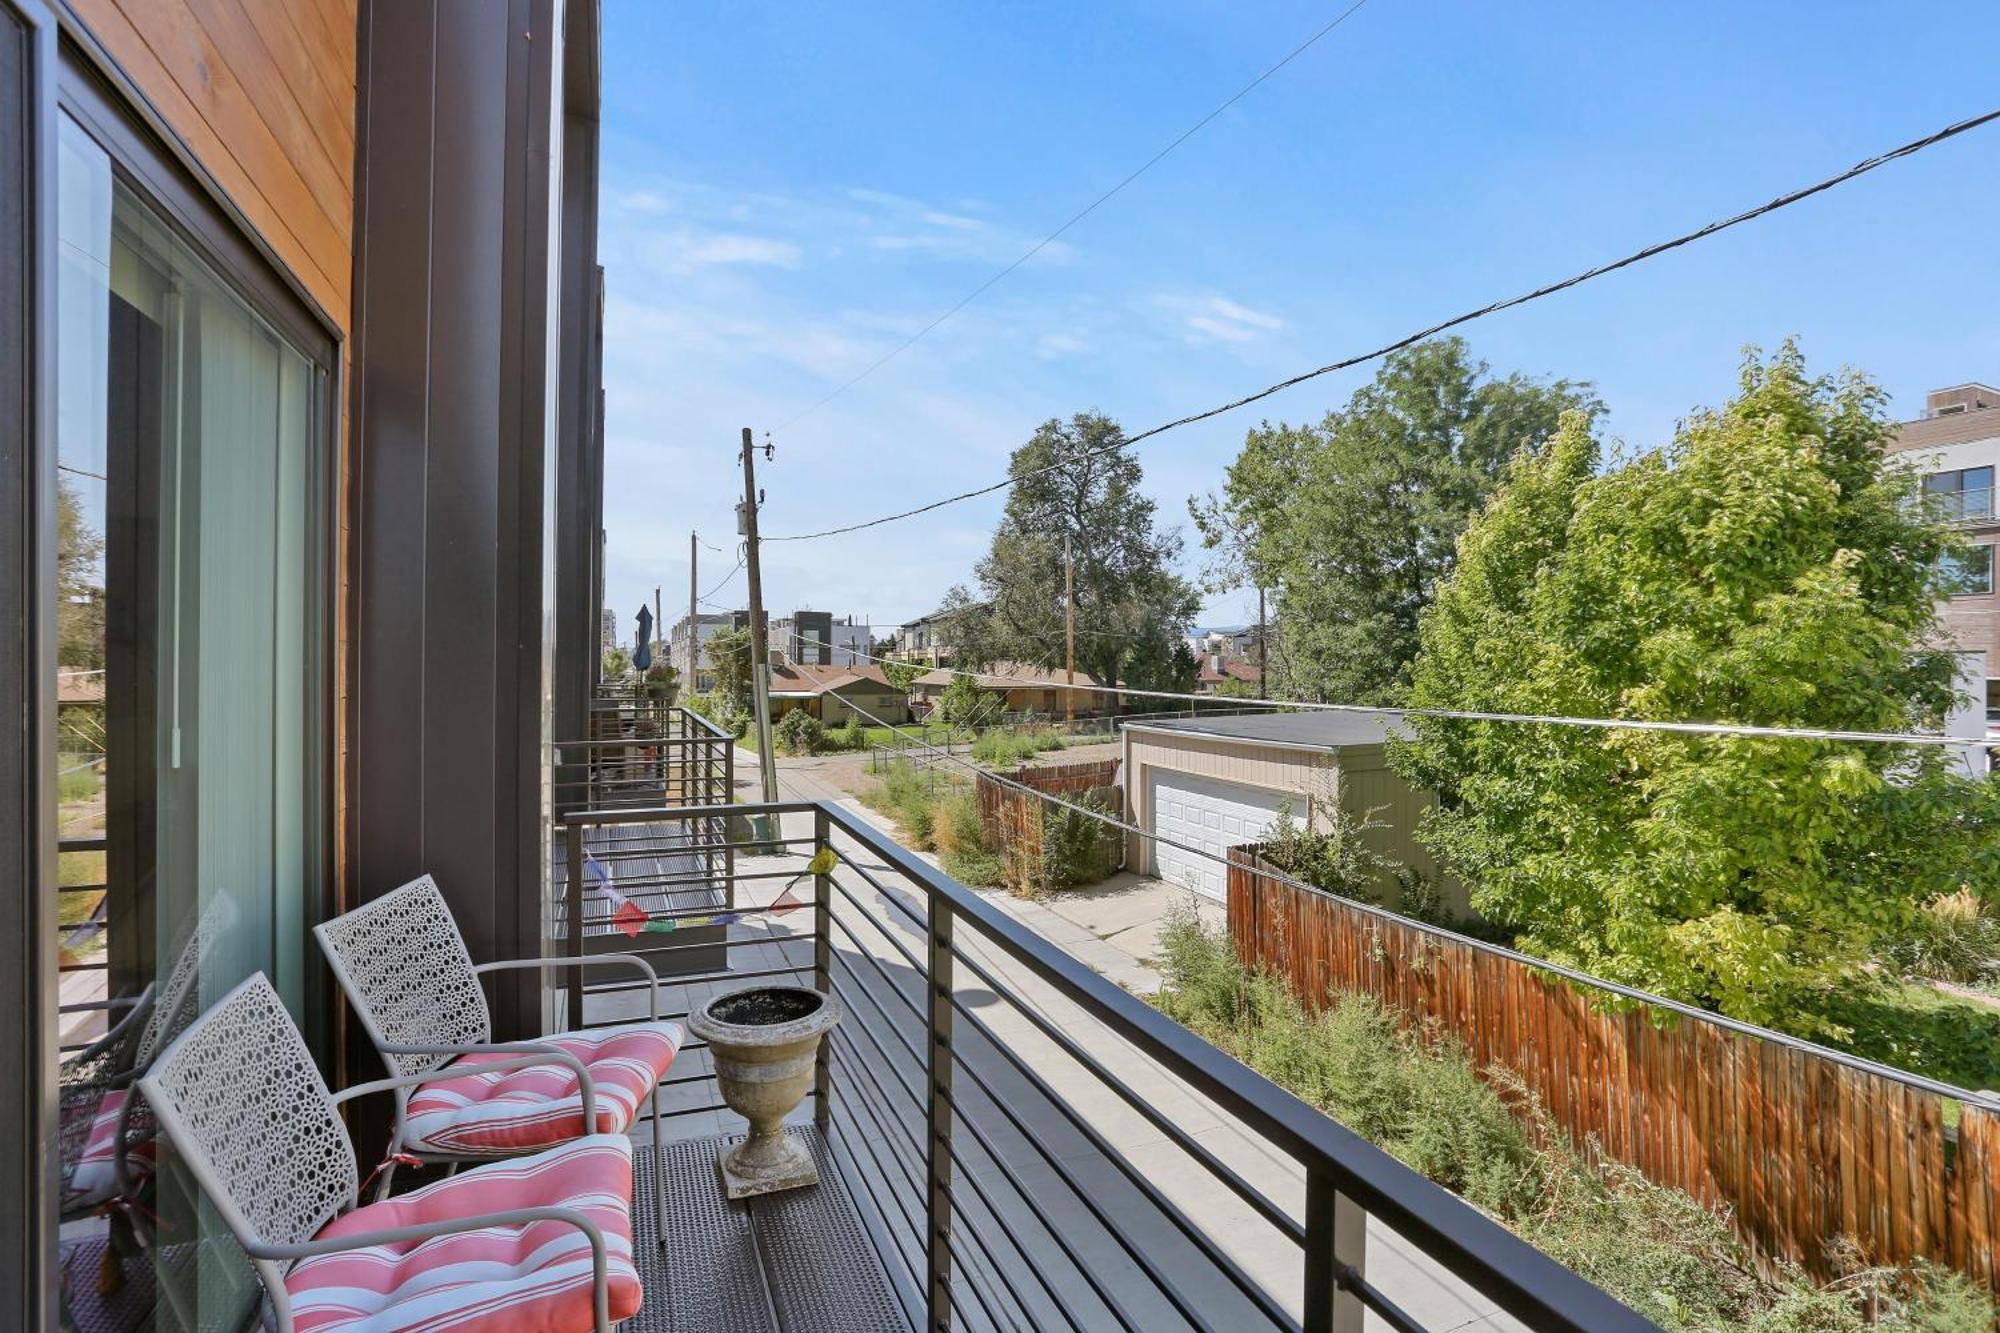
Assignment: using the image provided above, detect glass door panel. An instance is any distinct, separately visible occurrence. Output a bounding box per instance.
[53,111,326,1333]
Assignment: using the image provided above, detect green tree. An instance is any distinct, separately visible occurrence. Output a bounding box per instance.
[1192,338,1598,704]
[708,625,753,706]
[601,646,632,678]
[1391,344,2000,1031]
[953,412,1198,688]
[881,660,923,694]
[57,478,104,671]
[936,672,990,730]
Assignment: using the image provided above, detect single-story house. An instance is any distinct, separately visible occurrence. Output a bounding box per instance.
[767,660,911,725]
[911,662,1115,718]
[1195,657,1263,694]
[1121,710,1459,912]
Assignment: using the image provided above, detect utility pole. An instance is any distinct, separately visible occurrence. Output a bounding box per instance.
[1064,533,1076,732]
[1257,585,1268,700]
[686,533,699,687]
[740,427,779,801]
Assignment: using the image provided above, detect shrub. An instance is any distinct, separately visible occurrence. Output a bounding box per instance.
[1260,801,1392,904]
[1815,978,2000,1091]
[686,689,747,738]
[864,758,949,849]
[775,708,825,756]
[834,715,866,753]
[1881,889,2000,985]
[1153,914,1998,1332]
[972,726,1065,768]
[936,792,1007,886]
[1032,792,1119,894]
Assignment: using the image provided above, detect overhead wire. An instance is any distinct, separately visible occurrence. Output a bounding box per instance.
[775,0,1377,432]
[801,632,1989,750]
[765,104,2000,544]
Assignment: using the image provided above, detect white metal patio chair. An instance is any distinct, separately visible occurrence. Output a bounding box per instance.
[138,973,642,1332]
[313,874,680,1236]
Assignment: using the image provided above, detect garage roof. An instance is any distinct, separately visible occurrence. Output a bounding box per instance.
[1131,710,1407,751]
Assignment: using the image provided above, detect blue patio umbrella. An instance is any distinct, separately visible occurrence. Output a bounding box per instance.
[633,604,654,671]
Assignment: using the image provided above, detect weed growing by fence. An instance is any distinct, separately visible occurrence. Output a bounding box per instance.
[1031,792,1120,895]
[1155,911,1996,1332]
[933,789,1007,886]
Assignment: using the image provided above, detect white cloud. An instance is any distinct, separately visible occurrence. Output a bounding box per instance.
[682,232,802,267]
[1157,292,1286,345]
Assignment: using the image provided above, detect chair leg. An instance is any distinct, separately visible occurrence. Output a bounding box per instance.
[652,1077,666,1246]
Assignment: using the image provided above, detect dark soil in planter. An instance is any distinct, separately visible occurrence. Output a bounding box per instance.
[710,987,824,1026]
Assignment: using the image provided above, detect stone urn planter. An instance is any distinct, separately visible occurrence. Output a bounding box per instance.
[688,986,841,1198]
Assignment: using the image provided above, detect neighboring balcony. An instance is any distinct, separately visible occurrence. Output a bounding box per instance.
[550,704,1650,1331]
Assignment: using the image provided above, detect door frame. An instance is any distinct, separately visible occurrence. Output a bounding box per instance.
[0,0,61,1323]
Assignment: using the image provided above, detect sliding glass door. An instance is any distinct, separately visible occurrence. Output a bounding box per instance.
[52,108,329,1331]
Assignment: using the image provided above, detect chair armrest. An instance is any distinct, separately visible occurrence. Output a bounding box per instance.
[337,1044,596,1119]
[250,1206,616,1332]
[474,954,662,1022]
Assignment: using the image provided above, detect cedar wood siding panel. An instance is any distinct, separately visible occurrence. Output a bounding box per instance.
[62,0,356,326]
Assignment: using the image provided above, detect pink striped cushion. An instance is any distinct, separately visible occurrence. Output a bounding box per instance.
[285,1134,642,1331]
[63,1089,156,1212]
[404,1021,682,1156]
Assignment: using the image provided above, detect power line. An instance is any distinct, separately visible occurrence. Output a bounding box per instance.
[775,0,1377,432]
[822,689,1979,1101]
[802,632,1987,750]
[697,554,745,605]
[767,104,2000,545]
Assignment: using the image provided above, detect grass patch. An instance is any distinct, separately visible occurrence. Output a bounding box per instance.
[1155,913,1997,1332]
[971,726,1073,768]
[58,754,101,804]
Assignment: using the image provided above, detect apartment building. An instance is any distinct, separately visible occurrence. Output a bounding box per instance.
[1889,383,2000,722]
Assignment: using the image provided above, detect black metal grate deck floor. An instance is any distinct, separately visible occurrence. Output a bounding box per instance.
[631,1126,908,1333]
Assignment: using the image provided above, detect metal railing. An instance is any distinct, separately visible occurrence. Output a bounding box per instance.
[556,798,1652,1332]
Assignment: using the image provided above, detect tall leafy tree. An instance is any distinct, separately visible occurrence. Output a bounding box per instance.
[1192,338,1598,704]
[57,479,104,671]
[1392,344,2000,1031]
[948,412,1198,690]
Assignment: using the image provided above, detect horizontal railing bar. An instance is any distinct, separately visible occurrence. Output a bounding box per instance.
[824,849,931,935]
[1351,1274,1426,1333]
[828,952,928,1079]
[831,1002,1142,1332]
[828,1027,1052,1333]
[941,1008,1278,1329]
[947,934,1303,1243]
[824,1078,930,1314]
[810,801,1647,1333]
[584,962,810,999]
[55,883,106,893]
[57,961,108,974]
[560,800,820,828]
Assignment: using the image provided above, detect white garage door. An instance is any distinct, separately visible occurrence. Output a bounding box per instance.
[1147,770,1289,901]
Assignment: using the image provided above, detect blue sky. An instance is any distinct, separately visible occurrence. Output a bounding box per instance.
[596,1,2000,643]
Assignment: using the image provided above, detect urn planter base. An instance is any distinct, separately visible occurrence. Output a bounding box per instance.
[688,985,841,1201]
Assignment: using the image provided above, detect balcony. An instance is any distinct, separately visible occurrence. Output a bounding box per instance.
[552,777,1651,1329]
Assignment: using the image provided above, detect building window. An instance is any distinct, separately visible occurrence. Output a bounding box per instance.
[1944,544,1996,596]
[1924,466,1994,522]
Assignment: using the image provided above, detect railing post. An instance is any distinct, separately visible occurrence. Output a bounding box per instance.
[926,899,955,1329]
[725,740,738,909]
[1304,1167,1365,1333]
[813,805,832,1130]
[565,819,586,1030]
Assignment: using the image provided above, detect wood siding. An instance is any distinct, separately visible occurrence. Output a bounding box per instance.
[1228,851,2000,1291]
[64,0,356,330]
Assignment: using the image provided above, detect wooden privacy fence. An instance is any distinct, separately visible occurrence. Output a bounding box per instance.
[976,759,1121,893]
[1226,847,2000,1290]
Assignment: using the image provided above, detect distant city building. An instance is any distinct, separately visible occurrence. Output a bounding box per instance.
[668,611,733,691]
[772,611,874,666]
[890,604,982,667]
[600,607,620,655]
[1889,383,2000,713]
[1888,382,2000,774]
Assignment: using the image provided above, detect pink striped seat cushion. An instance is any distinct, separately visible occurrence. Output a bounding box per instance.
[285,1134,642,1331]
[63,1089,156,1212]
[403,1021,682,1156]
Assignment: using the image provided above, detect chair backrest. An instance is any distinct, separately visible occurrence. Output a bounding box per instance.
[314,874,491,1077]
[137,973,357,1254]
[135,890,240,1069]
